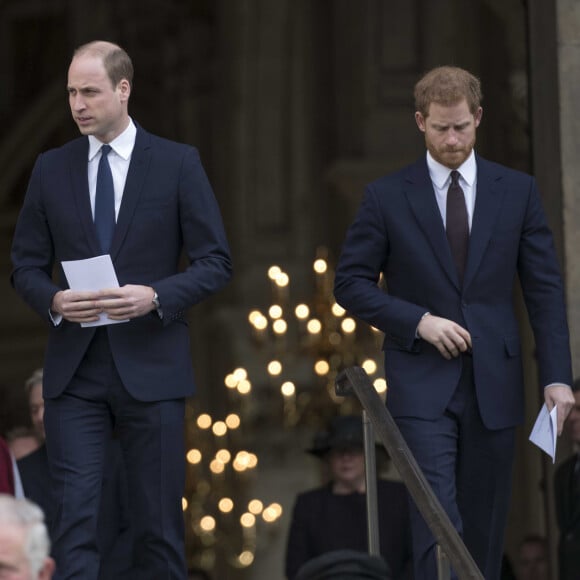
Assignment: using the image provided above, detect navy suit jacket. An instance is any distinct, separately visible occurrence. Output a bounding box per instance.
[334,154,572,429]
[11,125,232,401]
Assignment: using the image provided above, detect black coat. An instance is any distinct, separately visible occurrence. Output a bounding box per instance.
[285,479,413,579]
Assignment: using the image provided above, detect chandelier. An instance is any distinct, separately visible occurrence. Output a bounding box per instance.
[182,247,385,576]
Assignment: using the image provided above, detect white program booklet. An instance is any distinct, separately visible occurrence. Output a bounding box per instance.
[529,404,558,463]
[61,254,129,328]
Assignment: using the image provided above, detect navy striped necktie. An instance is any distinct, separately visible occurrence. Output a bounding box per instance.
[94,144,115,253]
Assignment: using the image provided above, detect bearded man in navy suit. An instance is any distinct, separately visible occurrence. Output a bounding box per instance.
[334,66,575,580]
[11,41,232,579]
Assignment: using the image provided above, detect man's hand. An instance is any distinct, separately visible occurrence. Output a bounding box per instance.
[417,314,472,360]
[96,285,156,320]
[51,290,102,323]
[544,384,575,435]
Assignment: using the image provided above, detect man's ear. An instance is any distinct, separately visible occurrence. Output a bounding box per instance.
[118,79,131,103]
[39,557,56,579]
[474,106,483,128]
[415,111,426,133]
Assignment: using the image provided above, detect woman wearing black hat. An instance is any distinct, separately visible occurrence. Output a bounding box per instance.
[285,415,413,579]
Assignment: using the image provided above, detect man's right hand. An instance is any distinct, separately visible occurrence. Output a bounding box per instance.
[417,314,472,360]
[51,290,102,323]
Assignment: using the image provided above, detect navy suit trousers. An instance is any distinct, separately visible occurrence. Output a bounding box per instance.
[395,355,515,580]
[44,328,187,580]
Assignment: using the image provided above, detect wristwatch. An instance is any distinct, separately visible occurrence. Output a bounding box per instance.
[152,291,161,311]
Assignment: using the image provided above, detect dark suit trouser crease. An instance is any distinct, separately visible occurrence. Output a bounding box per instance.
[44,328,187,580]
[395,356,515,580]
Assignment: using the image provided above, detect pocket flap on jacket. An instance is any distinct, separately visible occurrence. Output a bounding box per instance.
[504,335,521,357]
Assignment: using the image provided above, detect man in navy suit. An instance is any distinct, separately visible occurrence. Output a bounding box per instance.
[334,66,575,580]
[11,40,232,579]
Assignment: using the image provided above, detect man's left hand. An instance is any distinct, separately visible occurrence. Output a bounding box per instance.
[544,384,575,435]
[96,285,156,320]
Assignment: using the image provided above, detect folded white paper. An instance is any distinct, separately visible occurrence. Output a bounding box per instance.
[61,255,128,328]
[529,404,557,463]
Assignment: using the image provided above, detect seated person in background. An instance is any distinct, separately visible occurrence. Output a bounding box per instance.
[515,534,550,580]
[0,493,55,579]
[17,368,133,579]
[0,437,15,494]
[554,379,580,580]
[285,415,413,579]
[6,426,40,461]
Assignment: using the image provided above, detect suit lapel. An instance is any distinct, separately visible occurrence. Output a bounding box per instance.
[404,159,460,289]
[69,138,102,256]
[463,156,505,291]
[109,127,152,259]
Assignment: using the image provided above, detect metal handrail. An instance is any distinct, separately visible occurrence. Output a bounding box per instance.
[335,366,484,580]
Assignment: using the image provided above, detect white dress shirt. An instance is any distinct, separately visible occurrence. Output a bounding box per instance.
[87,118,137,220]
[426,149,477,231]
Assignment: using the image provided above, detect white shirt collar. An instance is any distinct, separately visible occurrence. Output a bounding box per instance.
[88,118,137,161]
[426,149,477,188]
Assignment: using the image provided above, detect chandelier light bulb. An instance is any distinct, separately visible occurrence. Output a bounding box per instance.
[218,498,234,513]
[313,258,328,274]
[225,414,241,429]
[210,459,225,474]
[295,304,310,319]
[237,379,252,395]
[200,515,216,532]
[238,550,255,566]
[362,359,377,374]
[341,317,356,333]
[212,421,227,436]
[197,414,212,429]
[248,310,262,324]
[247,453,258,469]
[186,449,202,464]
[248,499,264,514]
[314,360,330,375]
[267,360,282,375]
[267,265,282,280]
[275,272,289,287]
[307,319,322,334]
[272,319,287,334]
[216,449,231,463]
[224,374,238,389]
[240,512,256,528]
[281,381,295,397]
[253,314,268,330]
[374,378,387,394]
[268,305,283,319]
[331,302,346,317]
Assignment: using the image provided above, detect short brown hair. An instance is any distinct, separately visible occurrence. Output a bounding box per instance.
[73,40,134,89]
[414,66,482,117]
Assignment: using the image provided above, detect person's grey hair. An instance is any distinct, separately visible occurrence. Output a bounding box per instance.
[0,494,51,575]
[24,368,43,397]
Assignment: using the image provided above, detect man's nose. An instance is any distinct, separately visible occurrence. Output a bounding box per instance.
[446,131,459,145]
[71,95,85,110]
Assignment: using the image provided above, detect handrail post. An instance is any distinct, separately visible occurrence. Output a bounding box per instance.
[336,366,484,580]
[437,545,451,580]
[362,410,380,556]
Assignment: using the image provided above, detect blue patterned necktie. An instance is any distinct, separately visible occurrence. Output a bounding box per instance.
[446,170,469,286]
[94,144,115,253]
